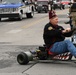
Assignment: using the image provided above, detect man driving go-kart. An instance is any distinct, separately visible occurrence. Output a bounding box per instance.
[17,9,76,65]
[43,10,76,58]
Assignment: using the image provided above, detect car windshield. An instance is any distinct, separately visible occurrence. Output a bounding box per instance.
[37,1,48,5]
[2,0,21,4]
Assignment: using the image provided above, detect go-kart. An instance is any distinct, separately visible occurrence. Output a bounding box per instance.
[17,27,76,65]
[17,28,76,65]
[17,42,76,65]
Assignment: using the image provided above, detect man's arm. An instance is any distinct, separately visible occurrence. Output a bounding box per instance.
[62,28,73,37]
[45,29,62,37]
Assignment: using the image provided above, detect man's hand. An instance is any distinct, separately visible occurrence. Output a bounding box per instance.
[62,28,71,33]
[66,28,71,32]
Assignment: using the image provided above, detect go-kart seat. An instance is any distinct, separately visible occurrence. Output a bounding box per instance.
[43,44,56,55]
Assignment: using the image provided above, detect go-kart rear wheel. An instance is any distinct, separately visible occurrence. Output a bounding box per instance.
[17,52,29,65]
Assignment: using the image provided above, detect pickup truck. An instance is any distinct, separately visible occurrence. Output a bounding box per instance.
[0,0,34,21]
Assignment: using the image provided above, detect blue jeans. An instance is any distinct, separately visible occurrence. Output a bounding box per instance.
[50,40,76,57]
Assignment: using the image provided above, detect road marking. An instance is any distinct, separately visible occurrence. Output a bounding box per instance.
[6,17,48,34]
[7,29,22,33]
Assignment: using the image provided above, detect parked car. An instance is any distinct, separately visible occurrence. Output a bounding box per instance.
[0,0,34,21]
[37,0,49,13]
[52,0,65,10]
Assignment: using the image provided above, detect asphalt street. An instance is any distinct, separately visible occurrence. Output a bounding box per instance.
[0,8,76,75]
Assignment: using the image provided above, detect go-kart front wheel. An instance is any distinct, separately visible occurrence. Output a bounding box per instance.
[17,52,29,65]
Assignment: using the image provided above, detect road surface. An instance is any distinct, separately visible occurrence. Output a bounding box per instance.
[0,9,76,75]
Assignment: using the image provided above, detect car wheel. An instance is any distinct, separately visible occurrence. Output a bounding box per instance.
[18,13,23,20]
[26,11,34,18]
[30,11,34,18]
[26,7,34,18]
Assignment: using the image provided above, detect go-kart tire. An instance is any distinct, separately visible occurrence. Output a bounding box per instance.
[17,52,29,65]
